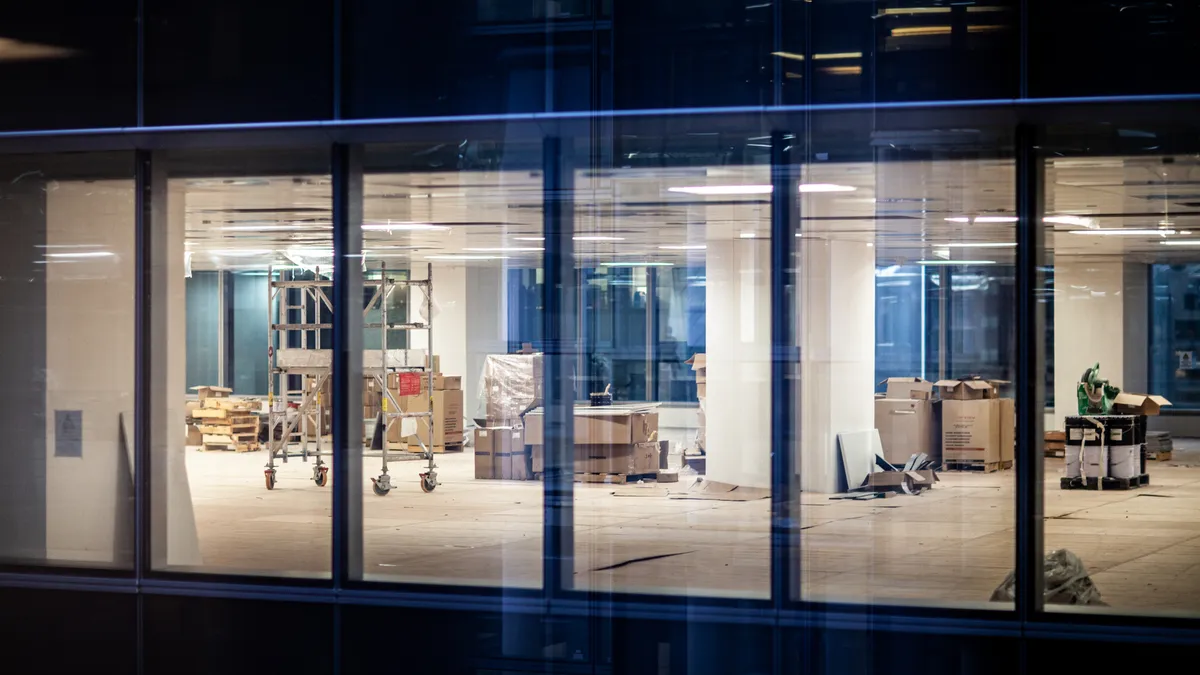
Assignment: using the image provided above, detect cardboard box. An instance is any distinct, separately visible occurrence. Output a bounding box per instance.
[475,427,520,479]
[523,410,658,446]
[190,385,232,402]
[686,353,706,384]
[531,442,659,475]
[878,377,935,400]
[1112,393,1172,416]
[388,389,464,445]
[999,397,1015,463]
[942,398,1003,464]
[186,425,203,446]
[935,378,1003,400]
[874,398,940,464]
[860,468,939,491]
[416,374,461,391]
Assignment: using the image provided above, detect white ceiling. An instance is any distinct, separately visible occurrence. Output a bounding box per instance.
[180,154,1200,271]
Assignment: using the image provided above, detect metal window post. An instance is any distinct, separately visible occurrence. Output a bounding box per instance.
[332,144,364,586]
[1015,122,1046,619]
[543,136,576,596]
[770,130,800,605]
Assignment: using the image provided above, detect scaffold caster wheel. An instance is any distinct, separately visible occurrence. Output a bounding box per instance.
[264,469,277,491]
[371,474,392,497]
[314,466,328,487]
[420,473,437,493]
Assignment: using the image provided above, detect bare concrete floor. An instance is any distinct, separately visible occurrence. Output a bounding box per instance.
[184,444,1200,612]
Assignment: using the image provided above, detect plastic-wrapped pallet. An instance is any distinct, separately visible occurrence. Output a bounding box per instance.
[479,353,543,427]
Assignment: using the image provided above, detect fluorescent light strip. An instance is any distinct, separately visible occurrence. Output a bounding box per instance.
[669,184,856,195]
[362,222,448,231]
[812,52,862,60]
[916,260,996,266]
[426,255,510,261]
[514,236,545,241]
[464,247,544,252]
[1044,215,1097,227]
[574,235,625,242]
[218,224,332,232]
[973,216,1018,223]
[44,251,115,259]
[658,245,707,250]
[940,242,1016,248]
[1069,229,1176,236]
[1160,240,1200,246]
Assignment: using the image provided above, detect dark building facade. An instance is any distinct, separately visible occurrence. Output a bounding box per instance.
[2,2,1200,674]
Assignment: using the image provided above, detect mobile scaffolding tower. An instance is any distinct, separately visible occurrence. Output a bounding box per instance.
[264,263,438,494]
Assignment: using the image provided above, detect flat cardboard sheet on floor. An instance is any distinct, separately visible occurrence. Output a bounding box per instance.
[668,479,770,501]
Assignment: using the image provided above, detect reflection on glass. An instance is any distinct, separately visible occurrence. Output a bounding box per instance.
[0,153,135,569]
[154,152,333,577]
[799,154,1016,608]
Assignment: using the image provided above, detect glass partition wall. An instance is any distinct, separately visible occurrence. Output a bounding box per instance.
[8,106,1200,639]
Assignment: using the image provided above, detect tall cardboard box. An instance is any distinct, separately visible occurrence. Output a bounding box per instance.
[875,398,940,464]
[388,389,464,446]
[942,398,1001,464]
[475,427,525,479]
[999,397,1015,463]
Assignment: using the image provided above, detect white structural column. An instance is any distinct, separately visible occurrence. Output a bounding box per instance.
[797,238,876,494]
[705,238,772,488]
[1051,258,1145,424]
[45,181,136,564]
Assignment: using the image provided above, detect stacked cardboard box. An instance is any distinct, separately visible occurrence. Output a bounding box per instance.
[874,377,941,465]
[936,378,1014,470]
[1146,431,1172,461]
[686,354,706,455]
[474,427,528,480]
[525,408,660,481]
[189,386,260,452]
[1044,430,1067,458]
[386,370,465,451]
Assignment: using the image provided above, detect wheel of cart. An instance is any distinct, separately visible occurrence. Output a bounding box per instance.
[371,472,393,496]
[420,471,438,493]
[313,464,329,487]
[264,467,277,490]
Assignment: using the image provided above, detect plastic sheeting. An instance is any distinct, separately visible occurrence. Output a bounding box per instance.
[479,353,543,425]
[990,548,1105,605]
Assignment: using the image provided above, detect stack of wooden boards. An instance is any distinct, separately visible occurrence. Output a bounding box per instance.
[1044,430,1066,458]
[187,386,260,452]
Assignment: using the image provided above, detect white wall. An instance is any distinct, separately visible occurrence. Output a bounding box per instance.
[705,238,772,488]
[798,239,876,494]
[44,181,135,564]
[465,265,508,422]
[1051,259,1127,426]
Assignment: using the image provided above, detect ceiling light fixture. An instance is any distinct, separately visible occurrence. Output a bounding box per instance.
[217,224,332,232]
[916,259,997,266]
[464,247,544,252]
[574,235,625,242]
[362,222,449,231]
[426,255,510,261]
[1044,215,1097,228]
[798,183,857,193]
[658,245,707,250]
[669,185,773,196]
[1160,240,1200,246]
[1069,228,1177,236]
[514,236,546,241]
[944,217,971,223]
[44,251,116,259]
[973,216,1018,223]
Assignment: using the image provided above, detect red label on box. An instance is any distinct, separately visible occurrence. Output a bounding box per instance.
[396,373,421,396]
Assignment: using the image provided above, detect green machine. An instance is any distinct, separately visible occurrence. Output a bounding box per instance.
[1077,363,1121,415]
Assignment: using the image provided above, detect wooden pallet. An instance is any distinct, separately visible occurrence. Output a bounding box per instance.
[944,460,1013,473]
[1060,473,1149,490]
[1147,450,1172,461]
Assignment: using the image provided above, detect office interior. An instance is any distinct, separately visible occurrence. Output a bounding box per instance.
[5,119,1200,617]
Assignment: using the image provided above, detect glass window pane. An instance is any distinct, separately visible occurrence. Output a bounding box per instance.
[355,132,545,587]
[569,120,772,598]
[1047,116,1200,616]
[0,4,136,131]
[144,0,334,125]
[797,111,1016,608]
[0,152,135,569]
[152,148,332,577]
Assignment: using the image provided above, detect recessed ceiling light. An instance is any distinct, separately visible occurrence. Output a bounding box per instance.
[1160,240,1200,246]
[940,242,1017,248]
[426,255,510,261]
[916,259,997,265]
[973,216,1018,223]
[798,183,857,193]
[362,222,448,231]
[1044,215,1097,228]
[464,247,544,252]
[658,245,707,250]
[514,236,545,241]
[574,235,625,242]
[669,185,773,196]
[739,233,759,239]
[944,217,971,223]
[1069,228,1176,236]
[44,251,116,258]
